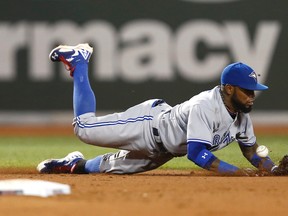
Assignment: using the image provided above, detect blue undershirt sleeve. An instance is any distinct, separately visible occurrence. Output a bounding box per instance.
[187,141,216,170]
[187,141,240,174]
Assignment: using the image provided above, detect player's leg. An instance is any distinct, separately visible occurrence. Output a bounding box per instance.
[49,43,96,117]
[37,150,174,174]
[85,150,174,174]
[49,44,172,160]
[72,60,96,116]
[73,99,171,154]
[98,150,174,174]
[49,44,167,153]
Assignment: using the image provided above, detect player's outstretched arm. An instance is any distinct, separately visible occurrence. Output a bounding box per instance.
[187,142,251,176]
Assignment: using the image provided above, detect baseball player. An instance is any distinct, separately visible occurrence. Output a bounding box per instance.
[37,43,280,176]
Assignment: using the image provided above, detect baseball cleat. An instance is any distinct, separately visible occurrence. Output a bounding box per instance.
[49,43,93,76]
[37,151,85,174]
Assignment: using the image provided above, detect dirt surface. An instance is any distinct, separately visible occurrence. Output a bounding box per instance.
[0,169,288,216]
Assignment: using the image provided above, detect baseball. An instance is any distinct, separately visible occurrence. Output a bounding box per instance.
[256,145,269,157]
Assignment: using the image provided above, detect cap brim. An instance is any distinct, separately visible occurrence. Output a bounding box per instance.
[245,83,268,91]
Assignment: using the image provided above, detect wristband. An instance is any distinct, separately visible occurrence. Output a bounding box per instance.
[251,153,275,171]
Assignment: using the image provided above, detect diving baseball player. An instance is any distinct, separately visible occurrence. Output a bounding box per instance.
[37,43,280,176]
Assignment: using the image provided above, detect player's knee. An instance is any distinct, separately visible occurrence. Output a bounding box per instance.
[74,126,91,144]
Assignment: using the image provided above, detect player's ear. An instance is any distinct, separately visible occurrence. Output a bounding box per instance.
[224,84,234,95]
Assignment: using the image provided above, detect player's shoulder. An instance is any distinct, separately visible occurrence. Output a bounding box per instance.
[191,86,220,105]
[183,86,221,112]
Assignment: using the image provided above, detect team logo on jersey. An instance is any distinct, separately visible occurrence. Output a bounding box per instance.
[222,132,233,144]
[212,134,221,146]
[249,71,258,82]
[213,131,235,147]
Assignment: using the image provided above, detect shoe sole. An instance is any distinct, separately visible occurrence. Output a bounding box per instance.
[49,43,93,61]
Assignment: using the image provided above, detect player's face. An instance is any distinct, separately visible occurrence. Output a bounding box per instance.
[231,87,255,113]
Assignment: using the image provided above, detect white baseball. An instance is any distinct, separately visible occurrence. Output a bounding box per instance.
[256,145,269,157]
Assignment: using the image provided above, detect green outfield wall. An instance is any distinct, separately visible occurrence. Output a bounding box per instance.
[0,0,287,112]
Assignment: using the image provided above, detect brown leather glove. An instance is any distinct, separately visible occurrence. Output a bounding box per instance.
[271,155,288,176]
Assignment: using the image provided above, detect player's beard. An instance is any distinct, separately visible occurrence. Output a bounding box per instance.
[231,94,253,113]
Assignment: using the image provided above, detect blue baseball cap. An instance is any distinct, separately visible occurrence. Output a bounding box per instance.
[221,62,268,91]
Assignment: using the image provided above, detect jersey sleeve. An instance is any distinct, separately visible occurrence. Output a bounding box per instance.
[186,104,214,147]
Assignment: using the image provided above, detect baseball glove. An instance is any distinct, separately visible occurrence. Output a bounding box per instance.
[272,155,288,176]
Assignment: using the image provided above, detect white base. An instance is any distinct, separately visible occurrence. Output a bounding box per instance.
[0,179,71,197]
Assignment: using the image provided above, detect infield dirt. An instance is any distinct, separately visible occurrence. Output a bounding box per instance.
[0,169,288,216]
